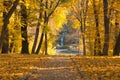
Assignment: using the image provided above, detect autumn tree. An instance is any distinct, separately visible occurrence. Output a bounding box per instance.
[102,0,110,56]
[92,0,102,55]
[34,0,71,55]
[20,0,29,54]
[72,0,88,55]
[31,0,43,54]
[0,0,19,53]
[113,10,120,55]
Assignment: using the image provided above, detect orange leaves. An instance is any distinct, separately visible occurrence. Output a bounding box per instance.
[72,56,120,79]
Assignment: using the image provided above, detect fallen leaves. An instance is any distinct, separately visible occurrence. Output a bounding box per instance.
[72,56,120,80]
[0,55,120,80]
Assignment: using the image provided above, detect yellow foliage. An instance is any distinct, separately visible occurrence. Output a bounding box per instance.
[53,7,68,28]
[72,20,80,29]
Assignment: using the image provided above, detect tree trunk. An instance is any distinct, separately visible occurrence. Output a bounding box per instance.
[93,0,102,56]
[31,13,41,54]
[102,0,109,56]
[113,11,120,56]
[35,32,44,54]
[21,1,29,54]
[0,0,19,53]
[113,32,120,56]
[31,0,43,54]
[2,0,12,53]
[45,33,48,55]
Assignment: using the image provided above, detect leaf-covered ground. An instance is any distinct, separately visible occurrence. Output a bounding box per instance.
[0,54,120,80]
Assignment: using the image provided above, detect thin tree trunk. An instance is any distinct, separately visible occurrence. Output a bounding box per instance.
[113,32,120,56]
[31,13,42,54]
[102,0,110,56]
[93,0,101,56]
[45,33,48,55]
[31,0,43,54]
[35,32,44,54]
[113,11,120,56]
[21,0,29,54]
[35,0,60,54]
[0,0,19,53]
[82,0,88,56]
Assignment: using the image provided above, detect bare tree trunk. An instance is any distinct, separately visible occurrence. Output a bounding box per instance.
[0,0,19,53]
[93,0,101,56]
[45,33,48,55]
[35,0,60,54]
[113,32,120,56]
[113,11,120,56]
[102,0,110,56]
[21,0,29,54]
[1,0,11,53]
[35,32,44,54]
[31,0,43,54]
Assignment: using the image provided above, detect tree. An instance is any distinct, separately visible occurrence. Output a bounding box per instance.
[113,10,120,56]
[1,0,12,53]
[92,0,102,55]
[31,0,43,54]
[102,0,110,55]
[20,0,29,54]
[0,0,19,53]
[72,0,88,55]
[113,32,120,56]
[35,0,61,54]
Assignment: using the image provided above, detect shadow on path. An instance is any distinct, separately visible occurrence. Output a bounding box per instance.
[21,57,81,80]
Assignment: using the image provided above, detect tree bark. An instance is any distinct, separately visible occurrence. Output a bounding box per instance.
[93,0,102,56]
[102,0,110,56]
[35,32,44,54]
[31,0,43,54]
[113,32,120,56]
[0,0,19,53]
[20,1,29,54]
[35,0,60,54]
[31,13,42,54]
[113,11,120,56]
[45,33,48,55]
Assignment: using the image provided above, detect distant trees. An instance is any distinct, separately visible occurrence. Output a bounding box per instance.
[71,0,120,56]
[72,0,88,56]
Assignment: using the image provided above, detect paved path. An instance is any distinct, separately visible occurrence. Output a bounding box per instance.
[56,49,83,55]
[21,57,81,80]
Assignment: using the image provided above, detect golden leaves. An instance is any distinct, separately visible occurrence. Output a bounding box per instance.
[73,56,120,79]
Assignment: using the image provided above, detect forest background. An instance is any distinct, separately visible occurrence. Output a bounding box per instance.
[0,0,120,56]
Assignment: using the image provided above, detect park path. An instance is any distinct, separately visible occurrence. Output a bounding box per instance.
[21,56,81,80]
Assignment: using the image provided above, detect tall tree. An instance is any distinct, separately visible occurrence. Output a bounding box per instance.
[72,0,88,55]
[31,0,43,54]
[102,0,110,55]
[35,0,61,54]
[93,0,102,55]
[20,0,29,54]
[113,11,120,56]
[0,0,19,53]
[113,32,120,56]
[1,0,12,53]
